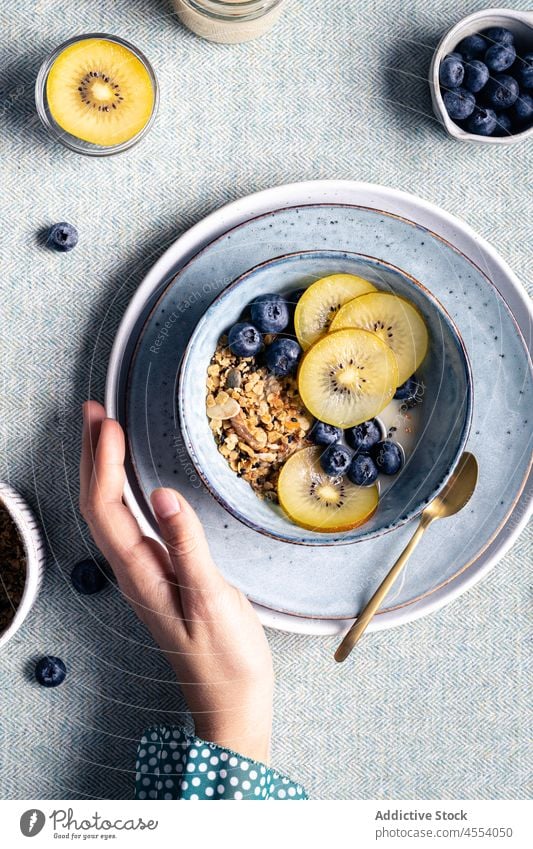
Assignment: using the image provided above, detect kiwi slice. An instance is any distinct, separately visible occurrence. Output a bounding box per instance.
[278,447,378,532]
[330,292,428,385]
[294,274,377,350]
[298,329,398,428]
[46,38,155,146]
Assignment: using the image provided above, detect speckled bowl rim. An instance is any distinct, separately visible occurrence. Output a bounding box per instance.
[114,187,532,629]
[177,249,473,546]
[429,8,533,144]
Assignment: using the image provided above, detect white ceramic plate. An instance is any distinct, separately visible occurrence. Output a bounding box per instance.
[106,181,532,635]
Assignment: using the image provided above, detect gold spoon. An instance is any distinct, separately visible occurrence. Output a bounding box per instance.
[334,452,479,662]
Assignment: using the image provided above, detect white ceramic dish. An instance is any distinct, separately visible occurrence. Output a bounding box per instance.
[106,180,533,635]
[0,481,46,650]
[429,7,533,144]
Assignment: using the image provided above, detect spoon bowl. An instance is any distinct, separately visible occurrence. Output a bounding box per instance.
[335,452,479,661]
[423,452,479,520]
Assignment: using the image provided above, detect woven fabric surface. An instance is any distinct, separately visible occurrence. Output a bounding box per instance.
[0,0,531,800]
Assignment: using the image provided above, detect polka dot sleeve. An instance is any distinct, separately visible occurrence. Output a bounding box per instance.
[135,726,307,800]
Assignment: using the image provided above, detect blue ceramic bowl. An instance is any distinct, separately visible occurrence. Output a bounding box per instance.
[178,251,473,545]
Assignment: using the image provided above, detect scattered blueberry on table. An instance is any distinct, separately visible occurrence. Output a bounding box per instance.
[439,26,533,136]
[47,221,78,251]
[35,656,67,687]
[71,558,107,595]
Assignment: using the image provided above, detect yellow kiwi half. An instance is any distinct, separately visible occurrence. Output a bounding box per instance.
[278,447,378,532]
[46,38,155,146]
[294,274,377,350]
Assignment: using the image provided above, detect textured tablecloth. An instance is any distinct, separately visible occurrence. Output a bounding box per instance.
[1,0,531,800]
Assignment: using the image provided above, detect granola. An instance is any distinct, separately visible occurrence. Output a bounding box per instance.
[206,337,313,501]
[0,506,26,634]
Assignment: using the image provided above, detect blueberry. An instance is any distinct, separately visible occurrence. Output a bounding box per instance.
[264,337,301,376]
[71,559,107,595]
[485,43,516,73]
[288,288,306,306]
[287,288,307,319]
[515,52,533,89]
[439,55,464,89]
[457,34,487,60]
[442,87,476,120]
[493,111,513,135]
[463,60,489,93]
[483,74,519,109]
[347,454,378,487]
[466,106,498,136]
[227,322,262,358]
[483,26,514,47]
[47,222,78,252]
[345,419,382,453]
[372,441,404,476]
[250,293,289,333]
[513,92,533,124]
[320,443,352,477]
[309,420,342,446]
[35,656,67,688]
[394,375,422,401]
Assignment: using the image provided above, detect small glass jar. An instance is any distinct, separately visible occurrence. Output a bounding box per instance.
[173,0,286,44]
[35,33,159,157]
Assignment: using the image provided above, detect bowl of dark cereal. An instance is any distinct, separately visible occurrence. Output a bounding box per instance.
[178,250,473,545]
[0,482,45,649]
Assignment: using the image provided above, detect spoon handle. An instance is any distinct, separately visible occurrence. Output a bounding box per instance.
[334,514,432,662]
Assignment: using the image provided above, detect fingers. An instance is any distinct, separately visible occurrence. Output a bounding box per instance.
[80,401,106,512]
[151,488,225,601]
[91,417,127,505]
[80,410,172,591]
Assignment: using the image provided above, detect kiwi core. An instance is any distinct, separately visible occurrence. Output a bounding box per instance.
[331,361,366,394]
[313,481,343,507]
[80,74,121,109]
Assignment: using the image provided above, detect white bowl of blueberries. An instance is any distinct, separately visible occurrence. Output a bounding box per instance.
[430,8,533,142]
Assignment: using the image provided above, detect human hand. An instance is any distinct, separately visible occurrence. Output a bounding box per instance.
[80,401,274,763]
